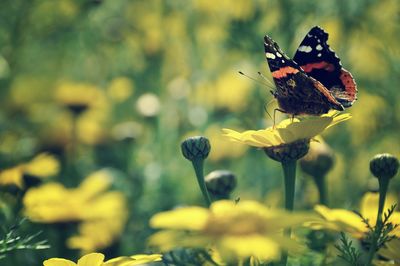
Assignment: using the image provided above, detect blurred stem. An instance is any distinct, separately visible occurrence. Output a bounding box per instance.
[365,176,390,265]
[191,159,212,207]
[313,174,328,206]
[280,160,297,266]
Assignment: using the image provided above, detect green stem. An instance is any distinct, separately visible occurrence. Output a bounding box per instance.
[365,176,390,265]
[192,159,212,207]
[280,160,297,266]
[313,174,328,206]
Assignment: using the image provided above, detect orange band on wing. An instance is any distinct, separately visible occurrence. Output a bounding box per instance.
[271,66,299,78]
[300,61,335,73]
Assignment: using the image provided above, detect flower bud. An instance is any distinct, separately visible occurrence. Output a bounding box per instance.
[264,139,310,163]
[300,141,334,177]
[370,153,399,179]
[181,136,211,161]
[205,170,237,200]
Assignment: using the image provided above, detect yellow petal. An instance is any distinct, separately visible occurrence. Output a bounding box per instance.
[23,153,60,178]
[150,206,209,230]
[77,253,104,266]
[43,258,76,266]
[0,167,24,188]
[313,205,366,237]
[360,192,397,227]
[285,117,332,140]
[326,112,352,128]
[218,235,280,261]
[77,170,112,200]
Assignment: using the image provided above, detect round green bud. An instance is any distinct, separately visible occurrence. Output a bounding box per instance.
[264,139,310,163]
[370,153,399,179]
[205,170,237,199]
[181,136,211,161]
[300,141,334,177]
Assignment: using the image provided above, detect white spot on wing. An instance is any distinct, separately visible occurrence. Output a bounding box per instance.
[317,53,322,57]
[316,44,323,51]
[266,52,276,59]
[298,45,312,53]
[276,52,282,57]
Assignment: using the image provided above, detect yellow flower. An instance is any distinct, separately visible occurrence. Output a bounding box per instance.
[43,253,104,266]
[310,205,367,238]
[23,170,128,253]
[149,200,316,262]
[310,192,400,238]
[223,111,350,148]
[43,253,162,266]
[0,153,59,189]
[107,77,134,102]
[360,192,400,236]
[55,81,106,114]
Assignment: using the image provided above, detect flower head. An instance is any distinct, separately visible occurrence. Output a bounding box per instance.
[43,252,162,266]
[0,153,59,189]
[309,192,400,238]
[223,112,350,148]
[223,111,350,162]
[149,200,316,262]
[24,169,128,253]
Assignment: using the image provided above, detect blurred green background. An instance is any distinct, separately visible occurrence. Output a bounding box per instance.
[0,0,399,264]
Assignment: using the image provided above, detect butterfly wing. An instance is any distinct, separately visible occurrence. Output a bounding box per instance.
[264,35,343,115]
[293,26,357,107]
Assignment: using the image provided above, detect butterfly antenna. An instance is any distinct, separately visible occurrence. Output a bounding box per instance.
[257,71,275,88]
[238,71,274,90]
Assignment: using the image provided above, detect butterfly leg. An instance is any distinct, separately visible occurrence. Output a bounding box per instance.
[273,108,287,128]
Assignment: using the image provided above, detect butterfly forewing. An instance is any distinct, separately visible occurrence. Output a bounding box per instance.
[293,26,357,107]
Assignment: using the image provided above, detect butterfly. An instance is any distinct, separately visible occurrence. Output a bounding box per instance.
[264,26,357,116]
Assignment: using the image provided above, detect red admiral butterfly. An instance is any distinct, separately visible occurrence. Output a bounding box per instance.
[264,26,357,115]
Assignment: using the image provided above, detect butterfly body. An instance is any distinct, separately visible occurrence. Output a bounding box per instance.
[264,26,357,115]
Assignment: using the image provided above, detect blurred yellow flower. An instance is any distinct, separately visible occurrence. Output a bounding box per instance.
[150,200,315,262]
[23,153,60,178]
[107,77,134,102]
[193,71,254,112]
[43,252,162,266]
[223,112,350,148]
[311,205,367,238]
[360,192,400,236]
[55,81,106,114]
[77,110,110,145]
[310,192,400,238]
[0,153,59,189]
[24,170,128,252]
[44,253,104,266]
